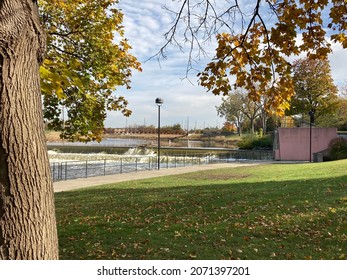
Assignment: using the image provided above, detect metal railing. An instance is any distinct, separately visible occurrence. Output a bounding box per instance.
[50,150,274,182]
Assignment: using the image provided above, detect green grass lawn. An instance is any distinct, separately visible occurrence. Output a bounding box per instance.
[55,160,347,260]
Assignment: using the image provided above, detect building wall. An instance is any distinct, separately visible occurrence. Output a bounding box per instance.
[274,127,337,161]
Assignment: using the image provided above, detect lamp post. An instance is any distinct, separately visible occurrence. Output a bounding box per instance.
[308,110,315,162]
[155,98,164,170]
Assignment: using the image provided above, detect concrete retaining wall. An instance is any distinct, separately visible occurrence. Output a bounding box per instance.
[274,127,337,161]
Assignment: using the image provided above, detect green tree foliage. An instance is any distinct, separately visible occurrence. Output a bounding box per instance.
[287,58,338,124]
[329,137,347,160]
[216,92,245,136]
[237,134,273,149]
[317,98,347,129]
[216,90,266,134]
[161,0,346,114]
[39,0,141,142]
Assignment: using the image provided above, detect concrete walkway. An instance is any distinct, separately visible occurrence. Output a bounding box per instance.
[53,162,267,192]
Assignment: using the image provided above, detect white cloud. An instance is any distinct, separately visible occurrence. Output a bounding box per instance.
[106,0,347,128]
[329,43,347,87]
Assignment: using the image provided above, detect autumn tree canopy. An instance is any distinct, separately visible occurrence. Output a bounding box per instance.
[39,0,141,142]
[287,57,338,123]
[161,0,346,114]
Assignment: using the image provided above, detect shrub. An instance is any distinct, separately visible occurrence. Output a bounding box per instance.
[329,137,347,160]
[237,134,256,149]
[237,134,273,150]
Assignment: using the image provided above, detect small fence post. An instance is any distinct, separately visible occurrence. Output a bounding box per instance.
[59,163,62,180]
[65,162,67,181]
[52,163,55,182]
[85,160,88,178]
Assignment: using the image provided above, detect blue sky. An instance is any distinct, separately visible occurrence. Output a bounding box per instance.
[105,0,347,129]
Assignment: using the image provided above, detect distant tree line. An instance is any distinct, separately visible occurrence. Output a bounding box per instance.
[105,124,186,135]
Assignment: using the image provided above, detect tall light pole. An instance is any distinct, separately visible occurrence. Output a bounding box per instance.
[155,98,164,170]
[308,110,315,162]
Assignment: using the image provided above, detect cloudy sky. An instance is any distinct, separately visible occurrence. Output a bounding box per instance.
[105,0,347,129]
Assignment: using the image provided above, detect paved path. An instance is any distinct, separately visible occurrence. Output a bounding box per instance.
[53,162,268,192]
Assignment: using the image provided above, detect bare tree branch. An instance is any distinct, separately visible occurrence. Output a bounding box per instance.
[153,0,266,73]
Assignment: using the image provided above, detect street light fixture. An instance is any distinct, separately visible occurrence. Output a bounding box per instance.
[308,110,315,162]
[155,98,164,170]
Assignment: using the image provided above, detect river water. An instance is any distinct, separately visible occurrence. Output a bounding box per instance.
[48,137,234,148]
[49,138,149,147]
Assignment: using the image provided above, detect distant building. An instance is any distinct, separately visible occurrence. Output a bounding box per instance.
[104,128,127,134]
[279,116,295,128]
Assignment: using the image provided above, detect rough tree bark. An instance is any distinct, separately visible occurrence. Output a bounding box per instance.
[0,0,59,259]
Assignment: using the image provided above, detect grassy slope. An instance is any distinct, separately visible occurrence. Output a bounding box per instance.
[55,160,347,260]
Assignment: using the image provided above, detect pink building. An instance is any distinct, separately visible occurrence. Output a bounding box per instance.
[274,127,337,161]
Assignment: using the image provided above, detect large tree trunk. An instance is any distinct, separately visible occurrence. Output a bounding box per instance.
[0,0,59,259]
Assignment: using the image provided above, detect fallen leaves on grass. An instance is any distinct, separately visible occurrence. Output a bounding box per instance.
[55,162,347,260]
